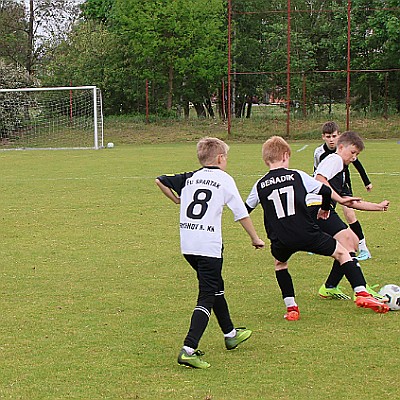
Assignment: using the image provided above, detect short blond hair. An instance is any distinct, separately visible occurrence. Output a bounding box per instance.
[262,136,291,164]
[197,137,229,166]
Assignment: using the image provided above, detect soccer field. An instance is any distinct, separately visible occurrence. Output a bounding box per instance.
[1,140,399,399]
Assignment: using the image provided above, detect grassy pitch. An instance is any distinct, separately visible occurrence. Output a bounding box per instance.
[0,139,399,399]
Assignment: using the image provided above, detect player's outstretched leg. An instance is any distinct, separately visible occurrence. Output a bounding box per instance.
[351,284,387,301]
[354,291,389,314]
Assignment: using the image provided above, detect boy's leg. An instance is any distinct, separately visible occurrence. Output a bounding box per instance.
[272,243,299,320]
[212,265,252,350]
[330,242,389,313]
[275,263,299,321]
[213,293,252,350]
[182,255,222,350]
[314,209,358,298]
[343,206,371,260]
[213,291,234,334]
[318,259,351,300]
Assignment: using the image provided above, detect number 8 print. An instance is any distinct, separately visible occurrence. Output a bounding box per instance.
[186,189,212,219]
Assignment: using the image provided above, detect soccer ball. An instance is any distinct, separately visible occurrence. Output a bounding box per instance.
[378,284,400,311]
[107,142,114,148]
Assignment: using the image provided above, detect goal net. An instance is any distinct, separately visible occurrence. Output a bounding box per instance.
[0,86,104,150]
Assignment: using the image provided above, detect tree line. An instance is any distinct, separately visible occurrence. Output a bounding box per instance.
[1,0,399,118]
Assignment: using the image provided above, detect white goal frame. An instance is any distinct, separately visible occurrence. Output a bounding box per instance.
[0,86,104,150]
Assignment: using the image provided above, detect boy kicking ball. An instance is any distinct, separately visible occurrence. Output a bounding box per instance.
[245,136,389,320]
[308,130,389,301]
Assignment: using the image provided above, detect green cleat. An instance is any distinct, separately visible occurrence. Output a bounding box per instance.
[177,348,210,369]
[318,284,351,300]
[225,328,252,350]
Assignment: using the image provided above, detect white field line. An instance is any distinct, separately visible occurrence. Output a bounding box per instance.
[3,171,399,183]
[296,145,309,152]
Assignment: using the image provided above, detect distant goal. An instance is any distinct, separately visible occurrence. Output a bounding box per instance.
[0,86,104,150]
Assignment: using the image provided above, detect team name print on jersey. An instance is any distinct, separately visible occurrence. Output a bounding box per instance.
[186,178,221,189]
[260,173,295,188]
[180,222,215,232]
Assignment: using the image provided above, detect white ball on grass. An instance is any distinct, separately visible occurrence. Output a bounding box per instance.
[379,284,400,311]
[107,142,114,148]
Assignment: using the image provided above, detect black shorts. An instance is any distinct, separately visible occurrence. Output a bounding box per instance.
[308,205,348,237]
[183,254,224,294]
[271,230,336,263]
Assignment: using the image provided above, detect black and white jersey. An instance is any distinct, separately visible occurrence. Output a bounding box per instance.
[313,143,335,172]
[246,168,323,246]
[307,153,347,207]
[157,167,249,258]
[314,143,371,189]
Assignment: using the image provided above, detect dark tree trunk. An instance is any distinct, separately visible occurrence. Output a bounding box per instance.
[193,102,206,118]
[246,101,252,118]
[204,98,214,118]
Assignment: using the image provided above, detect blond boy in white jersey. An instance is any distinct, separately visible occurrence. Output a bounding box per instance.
[156,137,264,369]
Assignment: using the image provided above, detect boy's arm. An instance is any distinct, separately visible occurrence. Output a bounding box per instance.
[352,159,372,190]
[237,216,265,249]
[346,199,389,211]
[316,173,388,211]
[315,174,361,207]
[155,178,180,204]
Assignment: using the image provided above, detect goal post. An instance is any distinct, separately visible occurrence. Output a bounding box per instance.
[0,86,104,150]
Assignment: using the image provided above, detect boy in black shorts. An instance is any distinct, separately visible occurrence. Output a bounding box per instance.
[308,131,389,300]
[156,137,265,368]
[245,136,389,320]
[314,121,373,261]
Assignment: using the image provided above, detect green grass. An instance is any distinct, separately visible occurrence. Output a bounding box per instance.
[104,111,400,145]
[0,139,399,399]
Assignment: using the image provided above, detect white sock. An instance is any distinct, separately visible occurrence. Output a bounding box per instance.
[354,285,367,294]
[284,297,297,308]
[358,238,368,252]
[224,328,237,338]
[183,346,195,355]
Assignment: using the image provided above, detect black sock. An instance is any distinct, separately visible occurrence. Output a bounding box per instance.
[213,294,234,335]
[340,259,367,289]
[349,221,364,241]
[275,269,295,299]
[325,260,345,288]
[184,307,211,349]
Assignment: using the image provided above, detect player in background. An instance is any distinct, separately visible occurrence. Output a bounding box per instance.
[314,121,372,261]
[156,137,265,369]
[310,131,389,300]
[245,136,389,321]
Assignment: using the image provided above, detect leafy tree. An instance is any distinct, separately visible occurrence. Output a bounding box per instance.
[0,59,38,139]
[39,0,400,117]
[0,0,80,76]
[108,0,226,117]
[41,21,127,115]
[0,0,28,67]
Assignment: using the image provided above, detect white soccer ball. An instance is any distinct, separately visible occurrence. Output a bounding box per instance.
[107,142,114,148]
[378,284,400,311]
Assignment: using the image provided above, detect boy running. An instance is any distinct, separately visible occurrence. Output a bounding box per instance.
[245,136,389,320]
[314,121,372,261]
[156,137,265,369]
